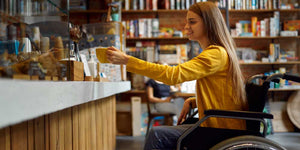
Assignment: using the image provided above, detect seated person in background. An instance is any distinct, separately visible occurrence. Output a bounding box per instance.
[146,78,185,123]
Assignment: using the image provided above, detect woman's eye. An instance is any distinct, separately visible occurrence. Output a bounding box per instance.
[189,21,196,24]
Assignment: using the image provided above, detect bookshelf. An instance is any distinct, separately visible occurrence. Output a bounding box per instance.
[69,0,300,74]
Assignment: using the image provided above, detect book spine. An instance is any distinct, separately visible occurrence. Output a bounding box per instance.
[270,17,275,36]
[186,0,190,10]
[269,43,275,62]
[139,0,144,10]
[251,0,255,9]
[176,0,180,10]
[170,0,175,9]
[181,0,185,10]
[264,18,270,36]
[260,20,266,37]
[251,17,257,36]
[256,21,261,36]
[152,0,157,10]
[138,19,145,38]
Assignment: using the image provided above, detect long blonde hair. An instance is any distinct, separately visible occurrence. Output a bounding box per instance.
[189,2,247,108]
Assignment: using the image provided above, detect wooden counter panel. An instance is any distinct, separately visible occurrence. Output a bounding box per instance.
[0,96,116,150]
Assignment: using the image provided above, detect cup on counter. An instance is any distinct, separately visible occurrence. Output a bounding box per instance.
[96,47,109,63]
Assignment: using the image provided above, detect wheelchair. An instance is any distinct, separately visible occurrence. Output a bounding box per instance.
[176,73,300,150]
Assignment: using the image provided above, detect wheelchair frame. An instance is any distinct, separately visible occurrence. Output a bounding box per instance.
[176,73,300,150]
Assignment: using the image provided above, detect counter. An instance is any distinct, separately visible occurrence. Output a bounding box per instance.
[0,79,130,150]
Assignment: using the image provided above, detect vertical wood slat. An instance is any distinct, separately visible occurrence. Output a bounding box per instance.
[85,103,91,150]
[95,100,103,150]
[58,111,65,150]
[102,98,108,150]
[0,127,10,150]
[45,115,50,150]
[11,122,28,150]
[0,128,6,150]
[78,104,86,150]
[35,116,45,150]
[64,108,72,150]
[27,120,34,150]
[112,96,117,149]
[5,128,10,150]
[108,98,113,150]
[49,112,59,150]
[72,106,79,150]
[90,101,97,150]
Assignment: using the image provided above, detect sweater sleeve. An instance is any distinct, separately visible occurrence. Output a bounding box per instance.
[126,46,228,85]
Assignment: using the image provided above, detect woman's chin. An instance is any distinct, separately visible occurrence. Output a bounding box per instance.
[187,36,195,41]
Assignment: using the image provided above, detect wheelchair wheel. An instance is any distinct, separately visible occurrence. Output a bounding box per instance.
[210,135,286,150]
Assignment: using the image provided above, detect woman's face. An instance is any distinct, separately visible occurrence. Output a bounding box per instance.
[184,11,206,41]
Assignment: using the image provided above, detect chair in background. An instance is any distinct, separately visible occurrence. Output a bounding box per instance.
[145,96,176,136]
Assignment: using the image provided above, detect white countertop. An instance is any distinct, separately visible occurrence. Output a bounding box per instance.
[0,79,131,129]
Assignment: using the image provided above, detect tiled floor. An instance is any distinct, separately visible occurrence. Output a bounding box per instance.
[116,132,300,150]
[267,132,300,150]
[116,135,145,150]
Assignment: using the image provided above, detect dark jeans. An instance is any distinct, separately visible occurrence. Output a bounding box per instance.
[144,124,193,150]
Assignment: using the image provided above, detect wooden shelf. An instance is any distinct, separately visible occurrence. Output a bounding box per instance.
[123,9,188,14]
[233,36,300,39]
[126,37,189,44]
[269,86,300,91]
[229,9,300,13]
[70,10,107,14]
[70,9,188,14]
[69,9,300,14]
[127,37,188,40]
[240,61,300,65]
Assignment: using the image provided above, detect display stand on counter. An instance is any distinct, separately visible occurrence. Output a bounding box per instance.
[0,1,130,150]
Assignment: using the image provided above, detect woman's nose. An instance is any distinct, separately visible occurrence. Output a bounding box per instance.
[184,24,190,30]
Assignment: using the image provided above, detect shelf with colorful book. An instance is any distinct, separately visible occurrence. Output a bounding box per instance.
[239,61,300,65]
[229,6,300,78]
[229,9,300,13]
[126,37,189,45]
[230,0,300,133]
[233,36,300,39]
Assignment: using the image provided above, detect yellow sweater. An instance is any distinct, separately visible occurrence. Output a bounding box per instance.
[126,45,246,130]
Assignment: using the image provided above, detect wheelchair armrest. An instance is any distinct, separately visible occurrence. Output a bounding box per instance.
[204,109,273,119]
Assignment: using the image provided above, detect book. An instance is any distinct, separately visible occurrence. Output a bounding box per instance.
[260,20,266,37]
[251,17,257,36]
[256,21,261,36]
[152,0,158,10]
[176,0,180,10]
[139,0,144,10]
[264,18,270,36]
[170,0,175,9]
[283,20,300,32]
[138,19,145,38]
[69,0,87,10]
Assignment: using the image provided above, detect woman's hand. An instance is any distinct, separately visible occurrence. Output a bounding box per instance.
[177,99,192,125]
[165,96,173,102]
[106,46,130,65]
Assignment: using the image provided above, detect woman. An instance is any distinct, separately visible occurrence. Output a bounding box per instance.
[107,2,247,149]
[146,77,184,121]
